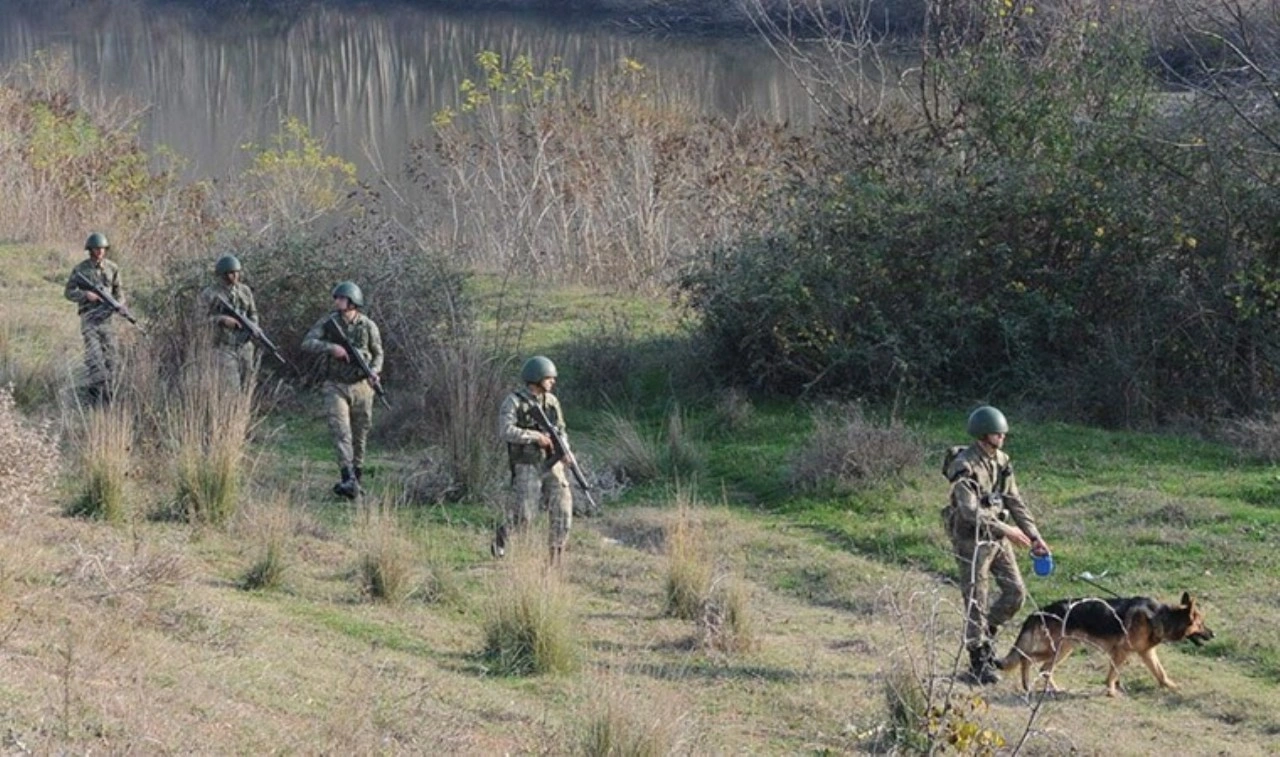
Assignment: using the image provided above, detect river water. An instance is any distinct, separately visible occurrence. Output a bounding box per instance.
[0,1,818,179]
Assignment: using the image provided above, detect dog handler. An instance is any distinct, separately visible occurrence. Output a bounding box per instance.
[943,405,1052,685]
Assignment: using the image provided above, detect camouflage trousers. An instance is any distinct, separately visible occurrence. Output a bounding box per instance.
[323,379,374,470]
[946,511,1027,649]
[80,317,118,393]
[213,343,257,393]
[508,462,572,550]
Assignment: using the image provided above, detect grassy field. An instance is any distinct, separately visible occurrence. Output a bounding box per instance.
[2,241,1279,755]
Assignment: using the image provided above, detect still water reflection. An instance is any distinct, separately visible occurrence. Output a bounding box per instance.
[0,1,817,178]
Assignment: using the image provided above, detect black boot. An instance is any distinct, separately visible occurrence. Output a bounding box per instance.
[333,467,358,499]
[963,643,1001,686]
[353,466,363,484]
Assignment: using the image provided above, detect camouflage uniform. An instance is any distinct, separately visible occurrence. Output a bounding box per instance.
[499,388,573,551]
[197,280,259,391]
[944,443,1042,649]
[302,311,383,480]
[64,257,122,399]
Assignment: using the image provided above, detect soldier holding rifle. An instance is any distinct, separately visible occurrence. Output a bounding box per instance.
[495,355,592,567]
[197,254,260,391]
[64,232,131,404]
[301,281,384,499]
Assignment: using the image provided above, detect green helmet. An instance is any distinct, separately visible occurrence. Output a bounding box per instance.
[967,405,1009,437]
[521,355,557,383]
[331,281,364,308]
[214,254,242,275]
[84,232,109,250]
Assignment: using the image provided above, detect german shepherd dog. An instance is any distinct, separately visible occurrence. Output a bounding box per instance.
[996,592,1214,696]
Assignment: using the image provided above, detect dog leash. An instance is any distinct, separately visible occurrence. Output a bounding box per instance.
[1074,570,1123,598]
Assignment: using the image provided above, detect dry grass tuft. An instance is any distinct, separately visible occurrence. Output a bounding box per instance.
[698,575,758,654]
[481,532,579,676]
[237,495,295,591]
[171,354,255,525]
[662,494,712,621]
[601,412,662,484]
[578,675,693,756]
[354,498,418,604]
[788,402,925,493]
[663,404,703,479]
[65,400,132,522]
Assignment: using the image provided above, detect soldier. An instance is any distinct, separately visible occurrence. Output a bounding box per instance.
[494,355,575,567]
[196,254,258,390]
[301,281,383,499]
[63,232,123,404]
[943,405,1052,685]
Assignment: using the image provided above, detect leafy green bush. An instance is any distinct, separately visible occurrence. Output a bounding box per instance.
[683,12,1280,424]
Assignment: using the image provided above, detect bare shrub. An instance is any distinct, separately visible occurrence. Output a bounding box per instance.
[0,383,61,514]
[65,400,132,522]
[354,499,417,604]
[788,403,925,494]
[1222,412,1280,462]
[170,352,255,525]
[663,496,712,621]
[419,52,815,290]
[481,531,579,676]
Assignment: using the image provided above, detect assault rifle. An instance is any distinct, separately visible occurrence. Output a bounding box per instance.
[213,293,288,366]
[528,399,599,515]
[324,313,390,409]
[73,271,144,333]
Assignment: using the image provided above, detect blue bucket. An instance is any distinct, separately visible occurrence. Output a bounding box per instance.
[1032,552,1054,577]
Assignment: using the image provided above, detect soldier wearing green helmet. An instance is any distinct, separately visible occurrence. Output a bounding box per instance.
[197,254,259,391]
[302,281,384,499]
[63,232,124,403]
[494,355,576,566]
[943,405,1052,685]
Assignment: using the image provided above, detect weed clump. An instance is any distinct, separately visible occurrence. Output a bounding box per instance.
[238,497,295,591]
[481,537,578,676]
[602,413,662,485]
[172,357,254,525]
[699,576,758,654]
[663,500,712,621]
[788,403,924,494]
[355,501,417,604]
[579,681,690,757]
[66,401,131,522]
